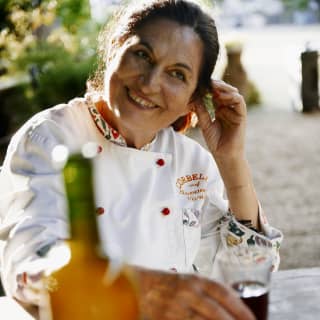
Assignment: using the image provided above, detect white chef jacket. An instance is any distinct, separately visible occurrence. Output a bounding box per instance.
[0,95,282,302]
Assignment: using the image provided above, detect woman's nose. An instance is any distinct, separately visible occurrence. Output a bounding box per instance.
[139,67,161,94]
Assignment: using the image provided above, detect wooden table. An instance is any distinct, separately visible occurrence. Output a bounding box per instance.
[269,267,320,320]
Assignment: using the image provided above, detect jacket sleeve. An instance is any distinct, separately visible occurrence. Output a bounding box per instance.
[0,119,69,303]
[194,162,283,279]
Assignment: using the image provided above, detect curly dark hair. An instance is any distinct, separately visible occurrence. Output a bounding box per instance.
[87,0,219,132]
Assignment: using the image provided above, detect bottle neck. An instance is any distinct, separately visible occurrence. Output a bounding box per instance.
[64,155,100,255]
[69,218,100,260]
[69,201,99,246]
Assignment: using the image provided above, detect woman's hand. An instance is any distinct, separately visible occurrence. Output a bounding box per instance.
[194,80,247,161]
[137,268,255,320]
[194,80,259,226]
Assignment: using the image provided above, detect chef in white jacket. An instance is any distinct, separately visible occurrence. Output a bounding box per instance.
[0,0,282,319]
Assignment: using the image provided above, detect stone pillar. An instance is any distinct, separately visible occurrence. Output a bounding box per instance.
[222,45,260,106]
[222,47,249,99]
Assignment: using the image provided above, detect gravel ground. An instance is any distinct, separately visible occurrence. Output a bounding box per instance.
[188,106,320,270]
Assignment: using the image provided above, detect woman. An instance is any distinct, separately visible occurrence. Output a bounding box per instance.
[0,0,282,319]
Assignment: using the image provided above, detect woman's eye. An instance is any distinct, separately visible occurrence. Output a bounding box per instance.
[170,70,186,81]
[134,50,152,63]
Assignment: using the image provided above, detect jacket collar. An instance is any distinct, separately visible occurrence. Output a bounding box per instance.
[85,93,153,151]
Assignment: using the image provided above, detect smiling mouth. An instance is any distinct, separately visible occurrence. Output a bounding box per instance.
[126,88,158,109]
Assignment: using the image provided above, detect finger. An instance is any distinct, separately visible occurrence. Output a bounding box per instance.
[164,308,203,320]
[140,286,170,319]
[213,93,246,115]
[214,92,242,106]
[198,279,255,320]
[214,110,233,128]
[175,290,234,320]
[212,80,239,93]
[215,108,239,128]
[190,315,206,320]
[163,297,197,320]
[215,107,243,126]
[163,303,190,320]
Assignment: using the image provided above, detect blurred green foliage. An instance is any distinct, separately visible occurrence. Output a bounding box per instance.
[34,52,96,108]
[281,0,311,10]
[0,0,101,132]
[56,0,91,32]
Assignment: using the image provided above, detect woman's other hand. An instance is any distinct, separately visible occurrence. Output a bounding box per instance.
[137,268,255,320]
[194,80,259,226]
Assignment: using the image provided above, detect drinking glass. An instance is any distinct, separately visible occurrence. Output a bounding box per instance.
[218,247,272,320]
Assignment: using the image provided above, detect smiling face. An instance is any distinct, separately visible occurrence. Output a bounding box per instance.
[102,18,204,145]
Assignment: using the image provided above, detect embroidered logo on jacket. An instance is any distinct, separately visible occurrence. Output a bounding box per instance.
[182,208,201,227]
[176,173,208,201]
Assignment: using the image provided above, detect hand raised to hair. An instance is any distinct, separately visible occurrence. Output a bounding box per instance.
[195,80,247,162]
[137,268,255,320]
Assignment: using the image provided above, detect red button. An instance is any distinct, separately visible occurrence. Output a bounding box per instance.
[97,145,103,153]
[96,207,105,215]
[161,207,170,215]
[156,158,165,166]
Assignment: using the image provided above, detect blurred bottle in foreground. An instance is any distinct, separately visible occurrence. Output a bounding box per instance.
[44,145,140,319]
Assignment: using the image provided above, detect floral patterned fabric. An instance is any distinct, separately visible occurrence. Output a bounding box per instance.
[218,210,282,272]
[86,93,153,151]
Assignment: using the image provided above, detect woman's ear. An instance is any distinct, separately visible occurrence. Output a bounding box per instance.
[187,101,197,113]
[188,92,203,112]
[188,85,207,110]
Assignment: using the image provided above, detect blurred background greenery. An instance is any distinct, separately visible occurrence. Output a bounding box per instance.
[0,0,101,157]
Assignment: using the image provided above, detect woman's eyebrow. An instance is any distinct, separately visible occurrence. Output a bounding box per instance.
[139,41,154,53]
[172,63,192,73]
[139,40,193,73]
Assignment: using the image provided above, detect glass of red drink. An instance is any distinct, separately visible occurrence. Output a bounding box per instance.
[218,248,273,320]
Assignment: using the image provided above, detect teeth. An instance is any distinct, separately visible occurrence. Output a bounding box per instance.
[128,89,156,108]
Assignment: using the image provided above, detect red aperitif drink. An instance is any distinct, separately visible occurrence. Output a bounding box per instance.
[232,281,269,320]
